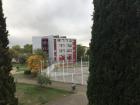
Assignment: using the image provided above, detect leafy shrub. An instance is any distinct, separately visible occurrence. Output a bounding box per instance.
[37,74,51,87]
[24,70,31,75]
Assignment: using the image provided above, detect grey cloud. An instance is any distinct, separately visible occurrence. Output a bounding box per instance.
[3,0,93,47]
[8,36,32,47]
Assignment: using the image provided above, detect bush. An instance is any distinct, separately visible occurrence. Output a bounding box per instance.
[37,74,51,87]
[24,70,31,75]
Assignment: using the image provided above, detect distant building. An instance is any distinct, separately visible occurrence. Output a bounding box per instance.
[32,36,42,51]
[32,35,77,63]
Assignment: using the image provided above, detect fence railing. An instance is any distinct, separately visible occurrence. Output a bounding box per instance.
[41,61,89,85]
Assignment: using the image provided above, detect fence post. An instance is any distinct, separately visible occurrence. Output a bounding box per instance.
[42,60,44,71]
[40,60,42,73]
[81,57,84,85]
[72,73,74,83]
[74,65,76,74]
[67,60,68,73]
[55,71,57,80]
[47,65,50,77]
[63,60,65,82]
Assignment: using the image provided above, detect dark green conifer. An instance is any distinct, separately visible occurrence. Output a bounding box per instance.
[87,0,140,105]
[0,0,18,104]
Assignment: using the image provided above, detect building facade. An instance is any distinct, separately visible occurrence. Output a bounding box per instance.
[32,36,42,51]
[33,35,76,63]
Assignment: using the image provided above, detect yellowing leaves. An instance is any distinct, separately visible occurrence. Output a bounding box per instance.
[27,55,44,73]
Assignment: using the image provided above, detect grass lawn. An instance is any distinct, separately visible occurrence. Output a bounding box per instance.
[12,63,28,72]
[16,83,71,105]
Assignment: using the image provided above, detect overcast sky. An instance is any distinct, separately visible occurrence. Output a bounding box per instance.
[3,0,93,47]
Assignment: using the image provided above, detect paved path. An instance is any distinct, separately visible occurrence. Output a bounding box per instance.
[12,71,88,105]
[47,82,88,105]
[48,92,87,105]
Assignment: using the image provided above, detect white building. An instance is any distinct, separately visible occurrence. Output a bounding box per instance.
[32,35,76,63]
[32,36,42,52]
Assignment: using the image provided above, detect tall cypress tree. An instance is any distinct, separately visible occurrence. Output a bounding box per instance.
[87,0,140,105]
[0,0,18,105]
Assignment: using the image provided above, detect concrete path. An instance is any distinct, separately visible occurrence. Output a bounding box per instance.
[47,82,88,105]
[48,92,87,105]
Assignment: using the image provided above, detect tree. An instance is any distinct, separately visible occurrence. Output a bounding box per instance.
[27,54,44,73]
[86,49,90,57]
[34,49,48,67]
[34,49,47,59]
[0,0,18,104]
[77,44,86,61]
[10,44,32,64]
[12,45,21,53]
[9,48,19,59]
[23,44,32,54]
[18,54,26,64]
[11,45,22,60]
[87,0,140,105]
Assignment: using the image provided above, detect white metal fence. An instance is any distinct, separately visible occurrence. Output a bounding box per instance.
[41,60,89,85]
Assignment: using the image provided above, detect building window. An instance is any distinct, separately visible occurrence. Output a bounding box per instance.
[67,44,72,47]
[67,49,72,52]
[59,50,61,53]
[59,44,65,47]
[57,39,60,42]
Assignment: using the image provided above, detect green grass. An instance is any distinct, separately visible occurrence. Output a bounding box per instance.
[12,63,28,72]
[12,63,26,68]
[16,83,71,105]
